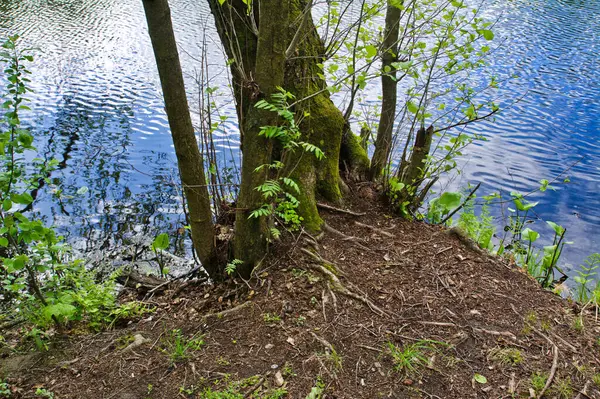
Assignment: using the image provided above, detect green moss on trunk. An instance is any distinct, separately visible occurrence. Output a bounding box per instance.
[142,0,218,277]
[282,0,346,230]
[233,0,290,277]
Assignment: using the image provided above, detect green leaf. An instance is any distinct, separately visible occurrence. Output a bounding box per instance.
[546,221,565,236]
[0,237,7,247]
[521,228,539,243]
[407,101,419,114]
[11,193,33,205]
[474,373,487,384]
[43,303,76,322]
[13,254,28,270]
[152,233,169,252]
[364,44,378,58]
[282,177,301,194]
[480,30,494,40]
[438,191,461,210]
[2,198,11,211]
[513,198,538,211]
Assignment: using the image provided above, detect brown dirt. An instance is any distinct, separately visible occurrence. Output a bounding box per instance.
[2,190,600,399]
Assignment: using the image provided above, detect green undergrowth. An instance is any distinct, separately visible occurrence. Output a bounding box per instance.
[179,375,287,399]
[425,181,600,307]
[0,36,150,347]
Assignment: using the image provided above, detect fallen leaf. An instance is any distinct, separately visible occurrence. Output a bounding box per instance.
[474,373,487,384]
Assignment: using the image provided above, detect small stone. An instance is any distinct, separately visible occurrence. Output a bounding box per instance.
[271,364,278,369]
[286,337,296,346]
[403,379,413,386]
[265,344,274,350]
[482,386,492,393]
[360,378,365,386]
[470,309,482,316]
[274,371,284,387]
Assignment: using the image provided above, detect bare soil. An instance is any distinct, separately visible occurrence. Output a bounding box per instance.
[2,189,600,398]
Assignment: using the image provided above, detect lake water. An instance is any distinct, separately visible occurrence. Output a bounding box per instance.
[0,0,598,277]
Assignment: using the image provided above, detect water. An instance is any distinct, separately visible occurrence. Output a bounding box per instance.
[0,0,598,276]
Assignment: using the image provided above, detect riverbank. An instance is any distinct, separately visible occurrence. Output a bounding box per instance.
[1,193,599,399]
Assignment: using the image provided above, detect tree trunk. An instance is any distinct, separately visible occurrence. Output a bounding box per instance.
[206,0,370,262]
[400,125,434,189]
[394,125,434,210]
[281,0,343,231]
[206,0,258,136]
[142,0,218,277]
[233,0,290,277]
[370,1,401,181]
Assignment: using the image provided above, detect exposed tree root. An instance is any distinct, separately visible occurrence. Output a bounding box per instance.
[419,321,517,340]
[354,221,394,238]
[300,247,388,317]
[300,246,345,276]
[201,301,252,323]
[323,223,371,252]
[327,282,338,313]
[317,202,366,216]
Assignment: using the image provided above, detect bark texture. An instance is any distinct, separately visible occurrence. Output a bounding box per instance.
[282,0,345,230]
[370,1,402,180]
[400,125,434,189]
[142,0,217,277]
[233,0,290,277]
[395,125,434,209]
[206,0,370,269]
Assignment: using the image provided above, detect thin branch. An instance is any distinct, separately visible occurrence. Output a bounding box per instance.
[439,182,481,225]
[285,0,314,59]
[317,202,366,216]
[537,344,559,399]
[432,109,499,134]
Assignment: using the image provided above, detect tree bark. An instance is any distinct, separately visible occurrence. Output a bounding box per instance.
[370,0,402,181]
[206,0,258,135]
[233,0,290,277]
[142,0,218,277]
[282,0,344,230]
[206,0,370,264]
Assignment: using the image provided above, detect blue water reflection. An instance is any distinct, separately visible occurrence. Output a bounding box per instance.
[0,0,597,277]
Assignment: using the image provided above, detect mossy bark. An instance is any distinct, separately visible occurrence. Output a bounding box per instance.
[233,0,290,277]
[283,0,372,230]
[341,124,371,179]
[142,0,218,277]
[207,0,371,262]
[282,4,342,229]
[395,125,434,208]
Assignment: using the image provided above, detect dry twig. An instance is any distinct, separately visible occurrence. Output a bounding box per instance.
[201,301,252,323]
[317,202,366,216]
[354,221,394,238]
[537,344,558,399]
